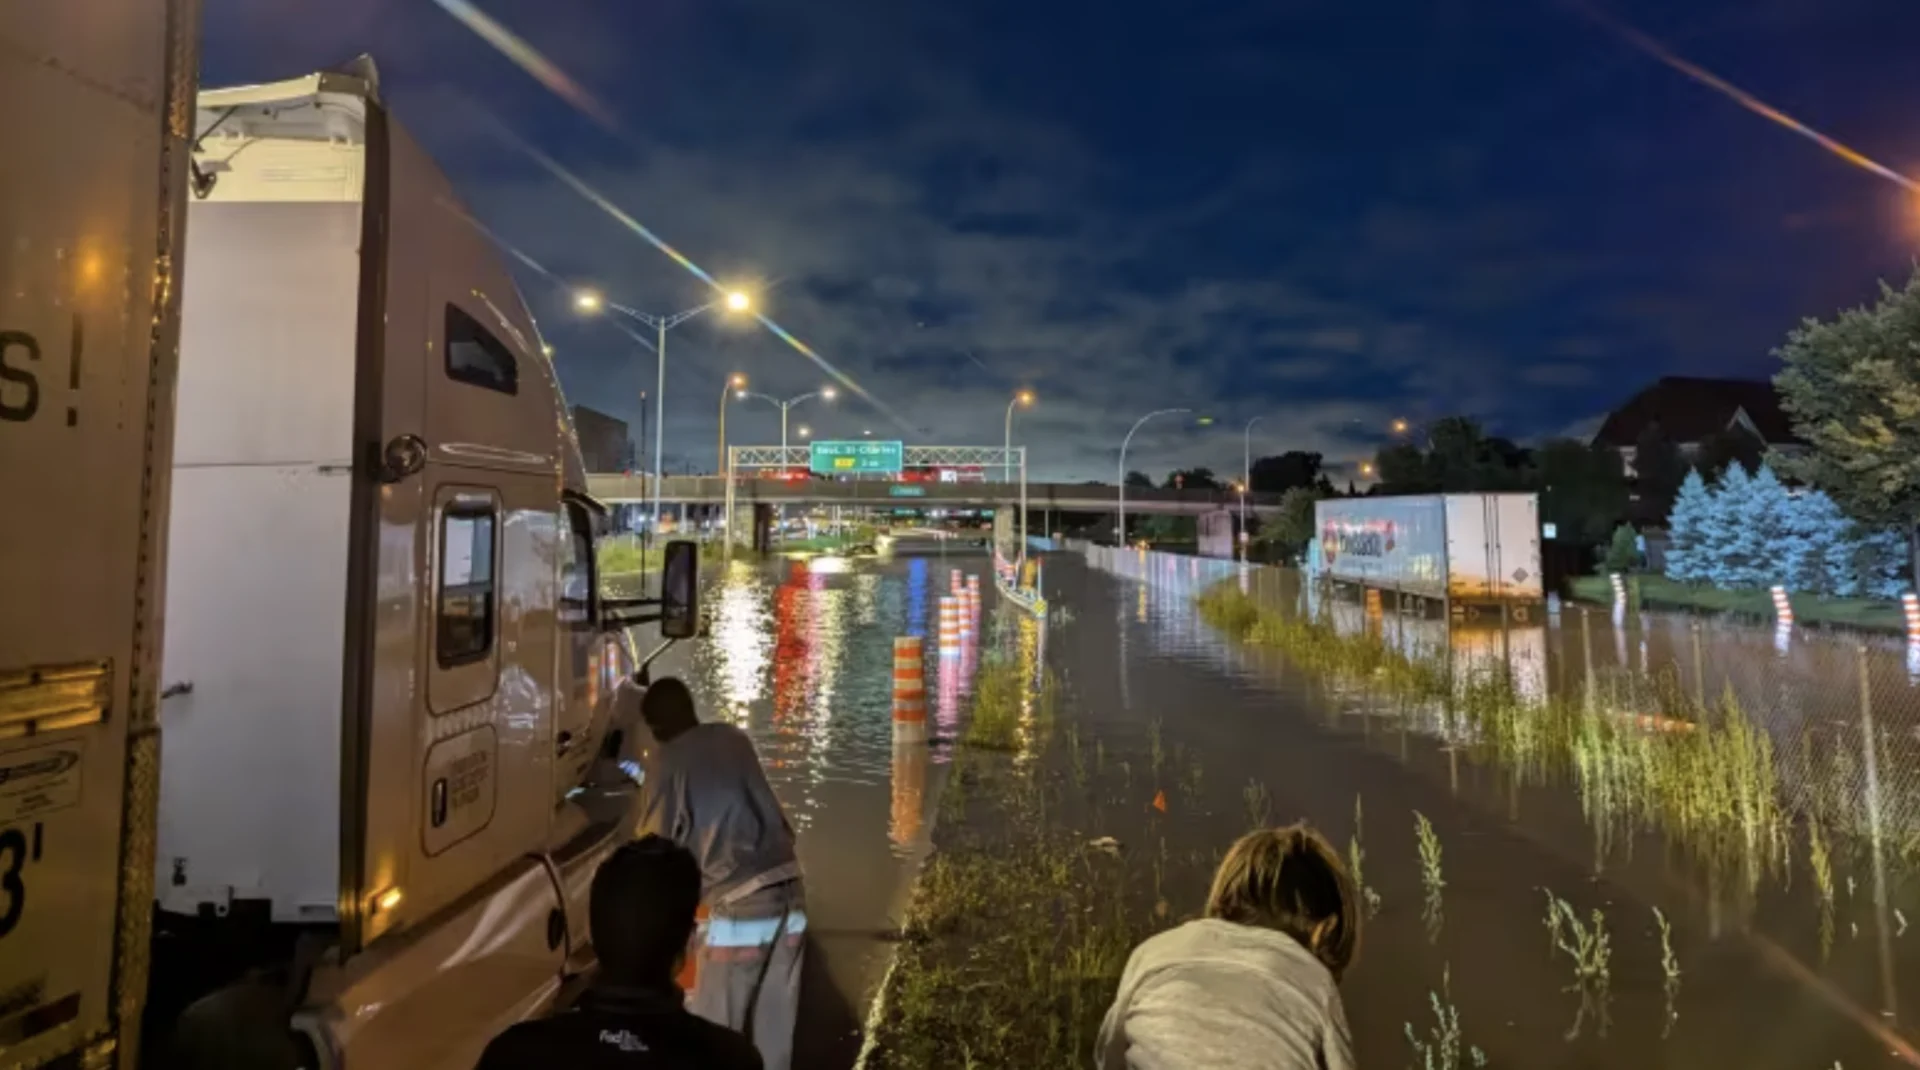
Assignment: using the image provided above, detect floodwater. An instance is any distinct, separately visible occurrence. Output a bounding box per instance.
[639,550,994,1065]
[638,545,1920,1067]
[1074,547,1920,1069]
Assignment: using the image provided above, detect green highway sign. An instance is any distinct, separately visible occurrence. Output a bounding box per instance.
[889,484,926,497]
[810,439,904,476]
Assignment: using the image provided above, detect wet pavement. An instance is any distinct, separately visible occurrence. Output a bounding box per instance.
[639,545,1920,1067]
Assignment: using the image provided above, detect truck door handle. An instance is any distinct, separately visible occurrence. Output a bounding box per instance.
[556,731,574,755]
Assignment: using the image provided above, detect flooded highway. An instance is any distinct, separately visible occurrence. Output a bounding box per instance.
[645,546,1920,1067]
[640,550,991,1064]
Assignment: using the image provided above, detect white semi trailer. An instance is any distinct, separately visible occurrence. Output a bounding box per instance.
[2,9,693,1067]
[1315,493,1543,604]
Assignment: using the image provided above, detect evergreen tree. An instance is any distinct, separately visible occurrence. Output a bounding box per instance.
[1603,524,1639,573]
[1664,468,1713,583]
[1778,489,1853,596]
[1736,465,1793,589]
[1846,527,1909,599]
[1697,463,1754,588]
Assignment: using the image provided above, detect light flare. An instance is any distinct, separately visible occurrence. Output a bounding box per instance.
[472,110,913,429]
[1570,1,1920,195]
[430,0,621,131]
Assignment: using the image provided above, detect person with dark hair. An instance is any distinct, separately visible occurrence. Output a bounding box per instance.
[637,676,805,1070]
[1096,823,1360,1070]
[475,835,761,1069]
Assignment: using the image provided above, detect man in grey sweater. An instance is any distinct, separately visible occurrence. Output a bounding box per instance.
[638,677,804,1070]
[1097,824,1360,1070]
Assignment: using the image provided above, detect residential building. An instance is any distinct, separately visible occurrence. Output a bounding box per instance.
[1591,376,1803,477]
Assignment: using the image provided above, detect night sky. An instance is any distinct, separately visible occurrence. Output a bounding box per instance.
[202,0,1919,482]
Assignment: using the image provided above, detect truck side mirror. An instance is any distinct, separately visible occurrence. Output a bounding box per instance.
[660,540,700,639]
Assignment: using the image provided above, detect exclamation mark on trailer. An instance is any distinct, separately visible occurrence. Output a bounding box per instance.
[67,312,82,427]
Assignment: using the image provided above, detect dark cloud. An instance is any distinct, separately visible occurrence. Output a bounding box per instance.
[202,0,1920,481]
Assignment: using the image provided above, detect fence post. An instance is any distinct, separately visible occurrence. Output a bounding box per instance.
[1691,621,1706,716]
[1499,600,1513,696]
[1857,642,1901,1019]
[1579,605,1595,713]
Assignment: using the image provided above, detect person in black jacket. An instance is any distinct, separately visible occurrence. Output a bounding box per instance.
[475,835,762,1070]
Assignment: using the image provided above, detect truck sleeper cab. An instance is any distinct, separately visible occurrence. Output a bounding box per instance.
[153,61,641,1068]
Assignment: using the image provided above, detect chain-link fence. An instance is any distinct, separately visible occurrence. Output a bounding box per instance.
[1069,541,1920,848]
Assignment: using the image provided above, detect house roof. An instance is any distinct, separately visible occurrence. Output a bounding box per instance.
[1591,376,1800,448]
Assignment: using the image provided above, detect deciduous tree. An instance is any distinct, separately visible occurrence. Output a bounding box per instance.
[1775,269,1920,591]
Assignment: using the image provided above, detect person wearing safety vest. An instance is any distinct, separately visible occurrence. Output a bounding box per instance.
[637,677,805,1070]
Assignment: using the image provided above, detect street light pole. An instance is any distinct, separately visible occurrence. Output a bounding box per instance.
[576,287,751,536]
[1242,415,1264,561]
[1117,407,1190,547]
[718,373,745,474]
[654,321,666,526]
[740,388,835,468]
[1002,390,1035,484]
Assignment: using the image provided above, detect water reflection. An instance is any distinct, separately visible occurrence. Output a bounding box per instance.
[686,555,987,837]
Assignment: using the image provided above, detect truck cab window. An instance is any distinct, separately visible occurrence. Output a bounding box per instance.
[559,500,597,629]
[445,304,519,395]
[438,505,496,665]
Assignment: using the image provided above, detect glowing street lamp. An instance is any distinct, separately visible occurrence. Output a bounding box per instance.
[1004,389,1035,482]
[575,285,754,527]
[737,386,836,455]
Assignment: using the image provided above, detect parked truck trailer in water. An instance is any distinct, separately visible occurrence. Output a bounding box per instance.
[1315,493,1543,604]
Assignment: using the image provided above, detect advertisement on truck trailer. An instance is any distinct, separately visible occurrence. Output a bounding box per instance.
[1316,493,1542,603]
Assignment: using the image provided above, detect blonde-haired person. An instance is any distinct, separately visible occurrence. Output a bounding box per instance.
[1096,823,1360,1070]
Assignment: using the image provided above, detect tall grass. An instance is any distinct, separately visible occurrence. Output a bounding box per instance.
[1196,580,1793,876]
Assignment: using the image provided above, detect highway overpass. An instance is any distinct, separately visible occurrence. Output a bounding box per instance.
[585,474,1287,516]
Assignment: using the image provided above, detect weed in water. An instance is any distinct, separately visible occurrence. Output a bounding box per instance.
[1542,888,1613,1038]
[1416,811,1445,941]
[1653,906,1680,1035]
[1181,753,1205,807]
[1404,965,1485,1070]
[1542,890,1612,986]
[1068,723,1087,791]
[1349,795,1382,918]
[1148,717,1166,781]
[1809,817,1837,959]
[961,658,1027,752]
[1244,779,1273,830]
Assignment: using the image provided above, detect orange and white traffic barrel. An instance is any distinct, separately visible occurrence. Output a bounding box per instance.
[1904,593,1919,643]
[892,636,928,743]
[938,596,961,656]
[1770,585,1793,627]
